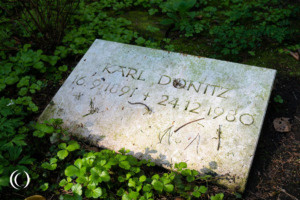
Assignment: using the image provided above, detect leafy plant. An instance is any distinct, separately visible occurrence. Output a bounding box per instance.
[0,97,34,190]
[211,193,224,200]
[161,0,200,37]
[18,0,79,50]
[274,95,284,104]
[57,148,212,199]
[208,1,299,56]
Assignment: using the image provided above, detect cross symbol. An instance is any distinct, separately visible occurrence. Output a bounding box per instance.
[143,92,150,101]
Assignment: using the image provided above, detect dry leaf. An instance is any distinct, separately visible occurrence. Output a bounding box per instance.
[284,49,299,60]
[294,116,300,122]
[25,195,46,200]
[196,15,203,20]
[289,51,299,60]
[85,146,99,152]
[273,117,291,132]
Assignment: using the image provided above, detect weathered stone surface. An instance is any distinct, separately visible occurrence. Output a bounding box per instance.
[39,39,276,192]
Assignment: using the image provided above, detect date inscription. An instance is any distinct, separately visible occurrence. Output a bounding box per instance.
[71,72,255,126]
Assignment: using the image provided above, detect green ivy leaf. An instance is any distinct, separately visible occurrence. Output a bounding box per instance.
[59,179,68,187]
[41,158,57,170]
[40,183,49,191]
[119,161,130,170]
[55,46,68,58]
[67,141,80,151]
[128,191,139,199]
[72,183,82,195]
[192,190,201,198]
[118,176,126,182]
[128,178,136,187]
[179,162,187,169]
[198,185,207,193]
[100,170,110,182]
[23,44,31,51]
[182,169,192,176]
[211,193,224,200]
[151,179,163,192]
[41,55,59,66]
[139,175,147,182]
[17,76,30,88]
[65,165,80,177]
[122,193,130,200]
[135,37,146,45]
[99,160,106,166]
[50,158,57,164]
[58,143,67,149]
[5,75,19,85]
[33,130,45,138]
[175,162,187,171]
[151,174,159,180]
[191,169,199,176]
[74,159,83,169]
[90,168,108,184]
[143,184,152,192]
[59,65,68,72]
[18,87,28,96]
[164,184,174,192]
[186,175,195,182]
[33,61,44,70]
[85,187,102,198]
[36,123,54,133]
[57,150,69,160]
[76,175,88,184]
[64,182,73,191]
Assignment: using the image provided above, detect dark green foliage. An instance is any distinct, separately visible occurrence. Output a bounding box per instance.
[161,0,200,37]
[18,0,80,50]
[159,0,299,56]
[208,0,299,56]
[274,95,284,104]
[0,97,34,190]
[0,0,297,199]
[61,1,138,55]
[58,148,214,199]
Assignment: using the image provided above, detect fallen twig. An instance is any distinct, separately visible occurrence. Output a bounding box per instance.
[278,187,299,200]
[284,49,299,60]
[174,118,204,133]
[184,133,200,150]
[217,125,222,151]
[128,101,152,114]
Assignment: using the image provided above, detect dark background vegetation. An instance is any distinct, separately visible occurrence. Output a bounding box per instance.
[0,0,299,199]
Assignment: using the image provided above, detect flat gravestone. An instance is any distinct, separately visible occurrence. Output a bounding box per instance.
[39,39,276,192]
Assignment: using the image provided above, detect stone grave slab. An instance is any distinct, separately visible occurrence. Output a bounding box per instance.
[39,39,276,192]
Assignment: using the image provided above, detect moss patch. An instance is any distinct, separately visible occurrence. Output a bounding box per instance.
[120,10,167,40]
[243,49,300,78]
[171,37,214,57]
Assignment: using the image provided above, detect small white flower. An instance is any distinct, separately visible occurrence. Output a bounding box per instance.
[7,100,14,106]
